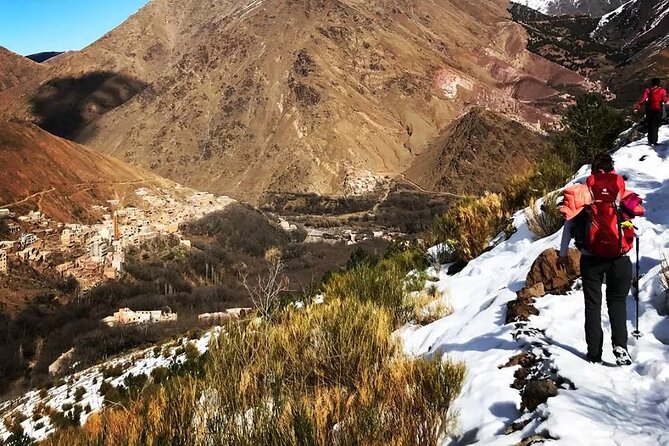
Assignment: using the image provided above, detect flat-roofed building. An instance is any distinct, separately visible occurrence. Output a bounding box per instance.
[0,249,7,274]
[103,308,177,327]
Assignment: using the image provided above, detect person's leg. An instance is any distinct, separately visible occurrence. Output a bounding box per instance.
[605,256,633,350]
[647,111,661,145]
[581,255,605,360]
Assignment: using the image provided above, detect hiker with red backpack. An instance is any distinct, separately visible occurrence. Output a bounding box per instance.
[558,153,645,366]
[635,78,668,146]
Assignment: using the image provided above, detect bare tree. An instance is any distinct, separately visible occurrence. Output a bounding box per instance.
[241,247,290,320]
[240,247,289,387]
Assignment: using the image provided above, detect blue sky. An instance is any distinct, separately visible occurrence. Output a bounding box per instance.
[0,0,150,55]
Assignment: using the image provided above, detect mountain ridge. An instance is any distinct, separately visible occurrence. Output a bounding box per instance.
[0,0,589,201]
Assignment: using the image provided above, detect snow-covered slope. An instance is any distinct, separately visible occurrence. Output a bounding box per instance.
[403,127,669,445]
[0,330,216,443]
[594,0,669,50]
[513,0,626,16]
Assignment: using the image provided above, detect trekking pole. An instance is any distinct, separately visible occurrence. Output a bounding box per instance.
[632,236,642,338]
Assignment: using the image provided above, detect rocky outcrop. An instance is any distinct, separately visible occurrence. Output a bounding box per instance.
[506,298,540,324]
[506,248,580,324]
[522,379,559,411]
[523,248,581,295]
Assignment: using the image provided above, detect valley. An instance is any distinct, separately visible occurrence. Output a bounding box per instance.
[1,0,669,444]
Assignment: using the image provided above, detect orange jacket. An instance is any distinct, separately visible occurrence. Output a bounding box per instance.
[559,183,593,221]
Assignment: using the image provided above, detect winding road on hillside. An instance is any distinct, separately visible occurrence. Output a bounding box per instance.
[1,179,164,209]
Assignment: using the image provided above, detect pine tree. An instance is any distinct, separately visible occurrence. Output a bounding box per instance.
[562,93,625,166]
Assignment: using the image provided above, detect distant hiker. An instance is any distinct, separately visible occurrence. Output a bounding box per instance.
[558,154,644,366]
[635,78,668,146]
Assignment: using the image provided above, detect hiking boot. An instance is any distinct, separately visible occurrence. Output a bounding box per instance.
[613,346,632,366]
[586,354,602,364]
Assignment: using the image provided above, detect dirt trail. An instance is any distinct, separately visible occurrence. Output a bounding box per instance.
[2,188,56,208]
[1,178,162,209]
[395,174,467,199]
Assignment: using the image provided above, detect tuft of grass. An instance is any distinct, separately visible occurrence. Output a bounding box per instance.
[409,288,453,326]
[323,249,424,324]
[429,193,507,263]
[525,193,564,239]
[504,153,572,212]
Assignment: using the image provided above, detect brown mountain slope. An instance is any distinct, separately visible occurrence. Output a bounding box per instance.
[0,47,45,93]
[0,120,173,222]
[405,108,549,194]
[1,0,588,201]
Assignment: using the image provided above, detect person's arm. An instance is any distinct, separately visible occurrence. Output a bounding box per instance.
[636,88,650,111]
[559,219,574,258]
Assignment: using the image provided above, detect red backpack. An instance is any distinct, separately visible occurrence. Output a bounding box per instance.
[643,86,668,112]
[584,172,635,257]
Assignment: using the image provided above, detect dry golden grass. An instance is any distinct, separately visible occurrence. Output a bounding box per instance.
[430,193,507,262]
[46,301,464,446]
[409,288,454,326]
[42,252,466,446]
[525,193,564,239]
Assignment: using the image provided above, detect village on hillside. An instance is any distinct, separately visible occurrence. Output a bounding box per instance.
[0,187,235,293]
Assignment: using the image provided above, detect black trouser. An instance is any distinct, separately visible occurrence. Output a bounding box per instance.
[581,255,633,360]
[647,110,662,145]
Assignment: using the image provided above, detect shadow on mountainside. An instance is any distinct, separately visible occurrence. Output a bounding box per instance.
[29,71,147,139]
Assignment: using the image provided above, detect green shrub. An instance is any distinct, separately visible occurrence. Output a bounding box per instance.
[184,342,201,362]
[48,409,79,430]
[504,152,572,211]
[74,387,86,403]
[562,93,626,166]
[323,258,412,324]
[100,364,124,379]
[150,366,170,384]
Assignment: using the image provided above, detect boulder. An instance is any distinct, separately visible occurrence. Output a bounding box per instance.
[516,282,545,300]
[505,299,539,324]
[499,352,537,369]
[523,248,581,295]
[522,379,558,411]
